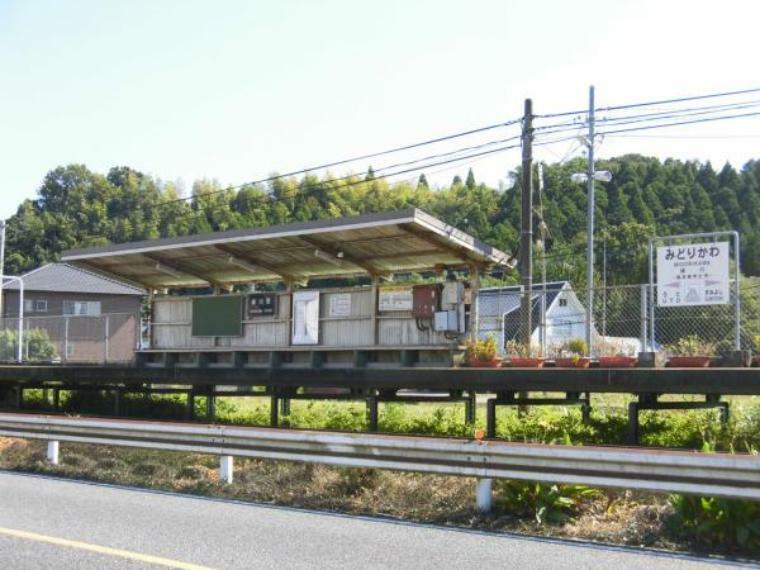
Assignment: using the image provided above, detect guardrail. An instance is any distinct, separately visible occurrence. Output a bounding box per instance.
[0,412,758,511]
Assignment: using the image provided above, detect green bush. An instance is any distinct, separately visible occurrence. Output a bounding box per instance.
[667,494,760,551]
[497,479,598,524]
[0,328,57,361]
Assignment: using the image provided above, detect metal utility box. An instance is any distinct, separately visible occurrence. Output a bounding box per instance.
[441,281,464,306]
[412,284,440,318]
[434,310,459,332]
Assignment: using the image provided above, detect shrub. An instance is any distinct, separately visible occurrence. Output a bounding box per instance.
[665,335,715,357]
[0,328,58,361]
[497,479,598,524]
[667,494,760,551]
[464,335,498,362]
[560,338,588,357]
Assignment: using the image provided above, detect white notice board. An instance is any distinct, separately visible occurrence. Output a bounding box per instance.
[292,290,320,344]
[328,293,351,317]
[378,288,413,312]
[656,242,730,306]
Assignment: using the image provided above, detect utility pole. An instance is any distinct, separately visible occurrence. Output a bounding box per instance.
[585,86,595,356]
[519,99,534,351]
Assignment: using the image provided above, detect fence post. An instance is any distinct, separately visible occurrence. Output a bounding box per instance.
[64,318,69,363]
[640,284,648,352]
[476,478,493,513]
[47,440,60,465]
[104,315,110,363]
[219,455,234,484]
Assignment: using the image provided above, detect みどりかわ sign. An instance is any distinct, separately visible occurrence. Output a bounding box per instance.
[656,242,729,306]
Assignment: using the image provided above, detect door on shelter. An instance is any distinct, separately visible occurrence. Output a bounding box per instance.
[292,291,320,345]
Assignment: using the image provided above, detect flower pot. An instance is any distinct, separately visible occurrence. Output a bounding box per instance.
[598,356,638,368]
[667,355,711,367]
[468,357,503,368]
[555,357,591,368]
[504,357,545,368]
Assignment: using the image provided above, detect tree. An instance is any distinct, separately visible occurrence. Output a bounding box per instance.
[465,168,476,189]
[417,174,429,189]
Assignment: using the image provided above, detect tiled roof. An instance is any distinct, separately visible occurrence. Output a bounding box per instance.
[4,263,145,296]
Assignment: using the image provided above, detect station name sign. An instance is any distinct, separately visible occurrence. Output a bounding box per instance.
[656,242,729,306]
[247,293,277,317]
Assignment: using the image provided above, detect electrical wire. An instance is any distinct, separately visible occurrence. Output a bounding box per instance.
[537,86,760,118]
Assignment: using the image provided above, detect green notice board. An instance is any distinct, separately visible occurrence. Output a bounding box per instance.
[191,296,243,337]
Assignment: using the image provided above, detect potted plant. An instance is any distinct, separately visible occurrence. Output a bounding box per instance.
[665,335,715,367]
[554,338,591,368]
[597,339,638,368]
[503,340,544,368]
[464,335,502,368]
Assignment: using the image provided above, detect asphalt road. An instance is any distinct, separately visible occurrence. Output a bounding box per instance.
[0,471,752,569]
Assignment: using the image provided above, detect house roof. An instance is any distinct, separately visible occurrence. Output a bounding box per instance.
[478,282,569,341]
[3,263,145,296]
[61,209,514,289]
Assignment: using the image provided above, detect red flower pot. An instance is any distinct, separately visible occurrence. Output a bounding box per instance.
[555,357,591,368]
[504,357,545,368]
[468,357,503,368]
[667,356,711,367]
[598,356,638,368]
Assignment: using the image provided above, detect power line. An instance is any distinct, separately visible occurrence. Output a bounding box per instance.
[537,86,760,118]
[150,119,523,209]
[597,110,760,137]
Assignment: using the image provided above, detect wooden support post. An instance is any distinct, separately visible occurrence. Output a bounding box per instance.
[114,389,121,417]
[206,390,216,421]
[627,401,640,445]
[465,391,476,425]
[270,395,279,427]
[16,387,23,410]
[371,275,380,345]
[186,390,195,420]
[367,396,379,432]
[52,388,60,412]
[486,398,497,439]
[280,397,291,416]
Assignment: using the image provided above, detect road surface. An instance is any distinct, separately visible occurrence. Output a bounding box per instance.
[0,471,750,569]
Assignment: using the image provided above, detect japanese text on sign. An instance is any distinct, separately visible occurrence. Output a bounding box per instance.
[656,242,729,306]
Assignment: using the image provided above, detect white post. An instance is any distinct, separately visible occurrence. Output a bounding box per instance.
[585,85,595,357]
[64,317,69,362]
[104,315,110,363]
[16,279,23,363]
[47,440,59,465]
[219,455,234,484]
[640,284,648,352]
[476,478,492,513]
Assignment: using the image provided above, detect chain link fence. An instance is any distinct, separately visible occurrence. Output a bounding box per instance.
[476,279,760,357]
[0,313,139,363]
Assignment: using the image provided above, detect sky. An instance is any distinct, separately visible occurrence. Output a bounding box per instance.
[1,0,759,219]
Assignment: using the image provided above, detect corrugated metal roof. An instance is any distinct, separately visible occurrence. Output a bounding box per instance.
[4,263,145,295]
[61,209,514,289]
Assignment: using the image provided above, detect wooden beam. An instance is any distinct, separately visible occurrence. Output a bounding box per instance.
[399,224,473,266]
[212,244,296,282]
[142,253,226,289]
[298,236,386,277]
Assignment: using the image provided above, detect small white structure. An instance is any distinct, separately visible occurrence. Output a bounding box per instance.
[477,282,642,355]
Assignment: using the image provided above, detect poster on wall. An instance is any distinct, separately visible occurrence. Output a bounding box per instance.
[378,287,414,312]
[328,293,351,317]
[656,241,730,306]
[292,290,320,345]
[247,293,277,317]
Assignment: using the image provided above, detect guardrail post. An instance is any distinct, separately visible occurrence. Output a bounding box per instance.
[219,455,233,484]
[476,478,492,513]
[47,440,59,465]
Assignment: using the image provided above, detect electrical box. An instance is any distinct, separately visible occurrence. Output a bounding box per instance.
[412,284,440,318]
[441,282,464,307]
[433,310,459,332]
